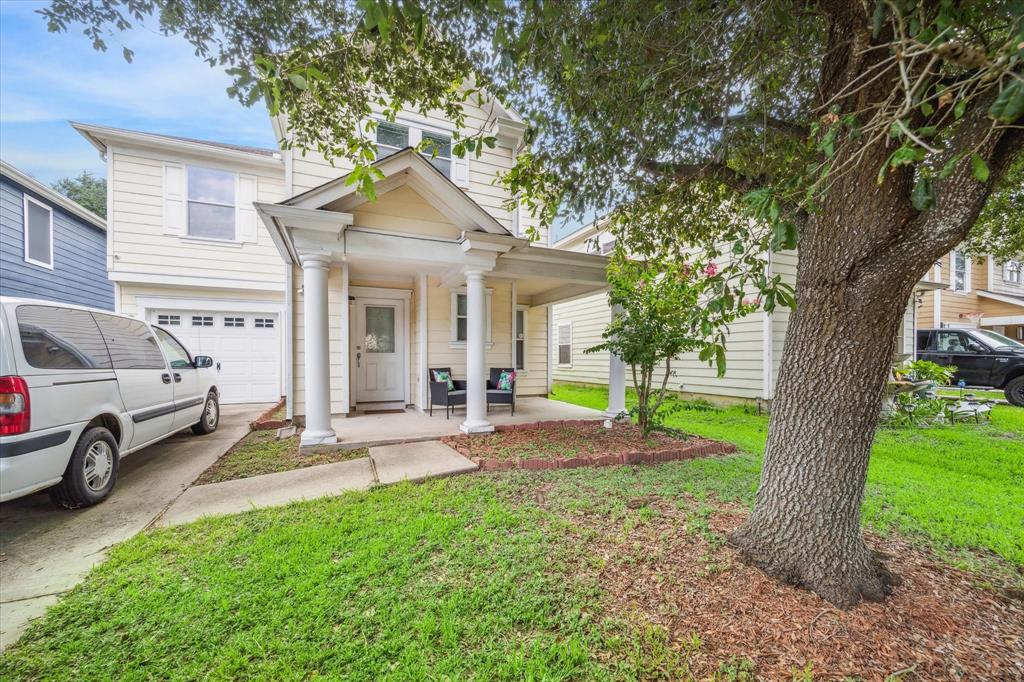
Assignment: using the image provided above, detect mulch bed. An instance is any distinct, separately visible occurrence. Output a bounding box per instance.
[574,497,1024,680]
[441,419,735,471]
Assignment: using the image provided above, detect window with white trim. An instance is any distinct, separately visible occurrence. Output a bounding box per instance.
[374,120,454,179]
[599,237,616,255]
[254,317,275,328]
[450,290,492,345]
[557,323,572,366]
[1003,260,1021,285]
[157,314,180,326]
[187,166,236,240]
[224,317,245,327]
[951,250,969,293]
[515,306,528,371]
[23,195,53,269]
[191,315,213,327]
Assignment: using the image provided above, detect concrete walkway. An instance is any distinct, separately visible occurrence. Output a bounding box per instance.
[156,440,477,527]
[0,403,271,650]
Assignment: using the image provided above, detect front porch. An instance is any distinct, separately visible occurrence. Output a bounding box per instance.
[256,149,627,446]
[334,396,605,446]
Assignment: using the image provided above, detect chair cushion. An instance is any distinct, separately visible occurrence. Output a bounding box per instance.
[486,389,511,395]
[448,390,466,396]
[496,370,516,391]
[432,369,454,391]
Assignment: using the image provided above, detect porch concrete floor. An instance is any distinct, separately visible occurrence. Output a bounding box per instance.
[335,396,604,445]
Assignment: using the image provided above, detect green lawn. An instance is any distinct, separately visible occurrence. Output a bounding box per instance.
[935,387,1006,401]
[549,382,1024,570]
[2,388,1022,679]
[195,430,368,485]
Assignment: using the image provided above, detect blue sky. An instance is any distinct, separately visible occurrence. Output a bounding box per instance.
[0,1,276,185]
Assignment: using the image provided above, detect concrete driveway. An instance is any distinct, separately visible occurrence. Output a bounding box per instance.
[0,403,269,649]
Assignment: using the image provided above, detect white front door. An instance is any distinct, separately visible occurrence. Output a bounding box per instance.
[354,298,406,403]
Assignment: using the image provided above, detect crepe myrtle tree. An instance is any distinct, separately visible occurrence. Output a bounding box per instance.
[587,239,760,436]
[45,0,1023,607]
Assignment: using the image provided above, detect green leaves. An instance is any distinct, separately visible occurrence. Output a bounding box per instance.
[988,79,1024,124]
[971,153,990,183]
[911,176,935,210]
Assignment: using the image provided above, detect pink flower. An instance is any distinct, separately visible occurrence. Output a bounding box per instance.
[704,262,718,277]
[742,296,762,306]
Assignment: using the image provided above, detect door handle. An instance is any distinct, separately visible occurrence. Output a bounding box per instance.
[356,352,361,368]
[161,373,172,384]
[173,373,182,383]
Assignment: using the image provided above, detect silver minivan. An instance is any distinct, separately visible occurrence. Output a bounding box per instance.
[0,297,220,507]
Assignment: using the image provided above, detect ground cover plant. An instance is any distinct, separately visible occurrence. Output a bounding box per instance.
[194,429,367,485]
[2,466,1021,680]
[550,383,1024,576]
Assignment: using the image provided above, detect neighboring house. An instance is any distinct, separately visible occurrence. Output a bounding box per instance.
[550,220,939,404]
[0,160,113,310]
[75,95,614,444]
[917,248,1024,340]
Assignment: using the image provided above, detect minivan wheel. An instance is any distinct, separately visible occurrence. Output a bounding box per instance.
[191,392,220,435]
[49,427,120,509]
[1005,376,1024,407]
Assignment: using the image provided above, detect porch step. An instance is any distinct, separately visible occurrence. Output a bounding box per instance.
[369,441,478,485]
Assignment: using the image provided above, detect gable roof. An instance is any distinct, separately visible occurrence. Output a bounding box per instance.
[71,122,282,169]
[0,160,106,231]
[284,148,509,235]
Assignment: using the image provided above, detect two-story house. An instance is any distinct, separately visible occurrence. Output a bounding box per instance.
[76,97,616,445]
[917,249,1024,339]
[0,160,113,310]
[550,219,942,405]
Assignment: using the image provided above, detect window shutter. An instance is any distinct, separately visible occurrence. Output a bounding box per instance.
[236,173,258,243]
[510,204,520,236]
[162,162,186,236]
[452,149,470,188]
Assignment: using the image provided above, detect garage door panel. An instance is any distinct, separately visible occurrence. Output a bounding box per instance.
[150,310,281,404]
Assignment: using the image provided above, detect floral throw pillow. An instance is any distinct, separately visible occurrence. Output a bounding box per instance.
[497,370,516,391]
[432,370,454,391]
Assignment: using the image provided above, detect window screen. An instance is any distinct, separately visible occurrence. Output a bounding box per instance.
[187,166,235,240]
[421,131,452,177]
[558,323,572,365]
[92,314,166,370]
[16,306,111,370]
[25,197,53,266]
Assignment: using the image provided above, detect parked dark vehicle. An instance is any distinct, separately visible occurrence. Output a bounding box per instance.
[916,328,1024,406]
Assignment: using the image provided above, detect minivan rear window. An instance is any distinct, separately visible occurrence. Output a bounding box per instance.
[16,305,112,370]
[92,313,166,370]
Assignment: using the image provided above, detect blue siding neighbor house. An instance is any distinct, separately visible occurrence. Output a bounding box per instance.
[0,160,114,309]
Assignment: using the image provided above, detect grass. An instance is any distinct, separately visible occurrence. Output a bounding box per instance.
[935,387,1006,401]
[0,478,692,680]
[548,383,1024,572]
[194,429,368,485]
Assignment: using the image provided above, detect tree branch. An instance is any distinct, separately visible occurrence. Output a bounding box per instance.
[701,112,809,139]
[640,160,765,193]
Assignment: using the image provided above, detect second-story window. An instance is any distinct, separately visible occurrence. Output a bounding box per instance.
[421,131,452,177]
[1005,260,1022,285]
[187,166,236,240]
[952,250,968,293]
[375,122,409,160]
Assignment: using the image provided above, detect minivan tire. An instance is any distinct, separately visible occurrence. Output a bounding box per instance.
[191,391,220,435]
[49,427,120,509]
[1005,376,1024,407]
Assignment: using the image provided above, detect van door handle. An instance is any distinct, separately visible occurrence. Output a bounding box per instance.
[173,373,182,383]
[161,373,172,384]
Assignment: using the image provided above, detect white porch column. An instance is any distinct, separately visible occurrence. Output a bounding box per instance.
[460,269,494,434]
[604,303,627,419]
[300,253,337,445]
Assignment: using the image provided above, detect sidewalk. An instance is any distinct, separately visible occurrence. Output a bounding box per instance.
[155,440,477,527]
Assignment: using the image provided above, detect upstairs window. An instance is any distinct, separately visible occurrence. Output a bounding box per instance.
[375,121,409,160]
[187,166,236,240]
[1004,261,1021,285]
[951,250,968,293]
[421,131,452,177]
[23,195,53,269]
[374,120,454,179]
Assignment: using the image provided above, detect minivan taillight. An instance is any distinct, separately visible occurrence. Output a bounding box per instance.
[0,376,30,435]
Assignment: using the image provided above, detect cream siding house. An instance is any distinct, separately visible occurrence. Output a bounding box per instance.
[550,222,929,404]
[78,95,620,446]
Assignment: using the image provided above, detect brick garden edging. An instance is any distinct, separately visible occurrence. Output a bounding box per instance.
[441,419,737,472]
[250,398,288,431]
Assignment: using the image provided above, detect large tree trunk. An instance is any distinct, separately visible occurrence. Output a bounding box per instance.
[729,246,912,607]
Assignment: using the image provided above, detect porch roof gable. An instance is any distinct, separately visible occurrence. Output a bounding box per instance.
[282,148,509,235]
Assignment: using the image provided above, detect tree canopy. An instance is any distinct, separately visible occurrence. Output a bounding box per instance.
[52,170,106,218]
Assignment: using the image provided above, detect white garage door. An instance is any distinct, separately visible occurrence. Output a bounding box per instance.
[150,310,281,404]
